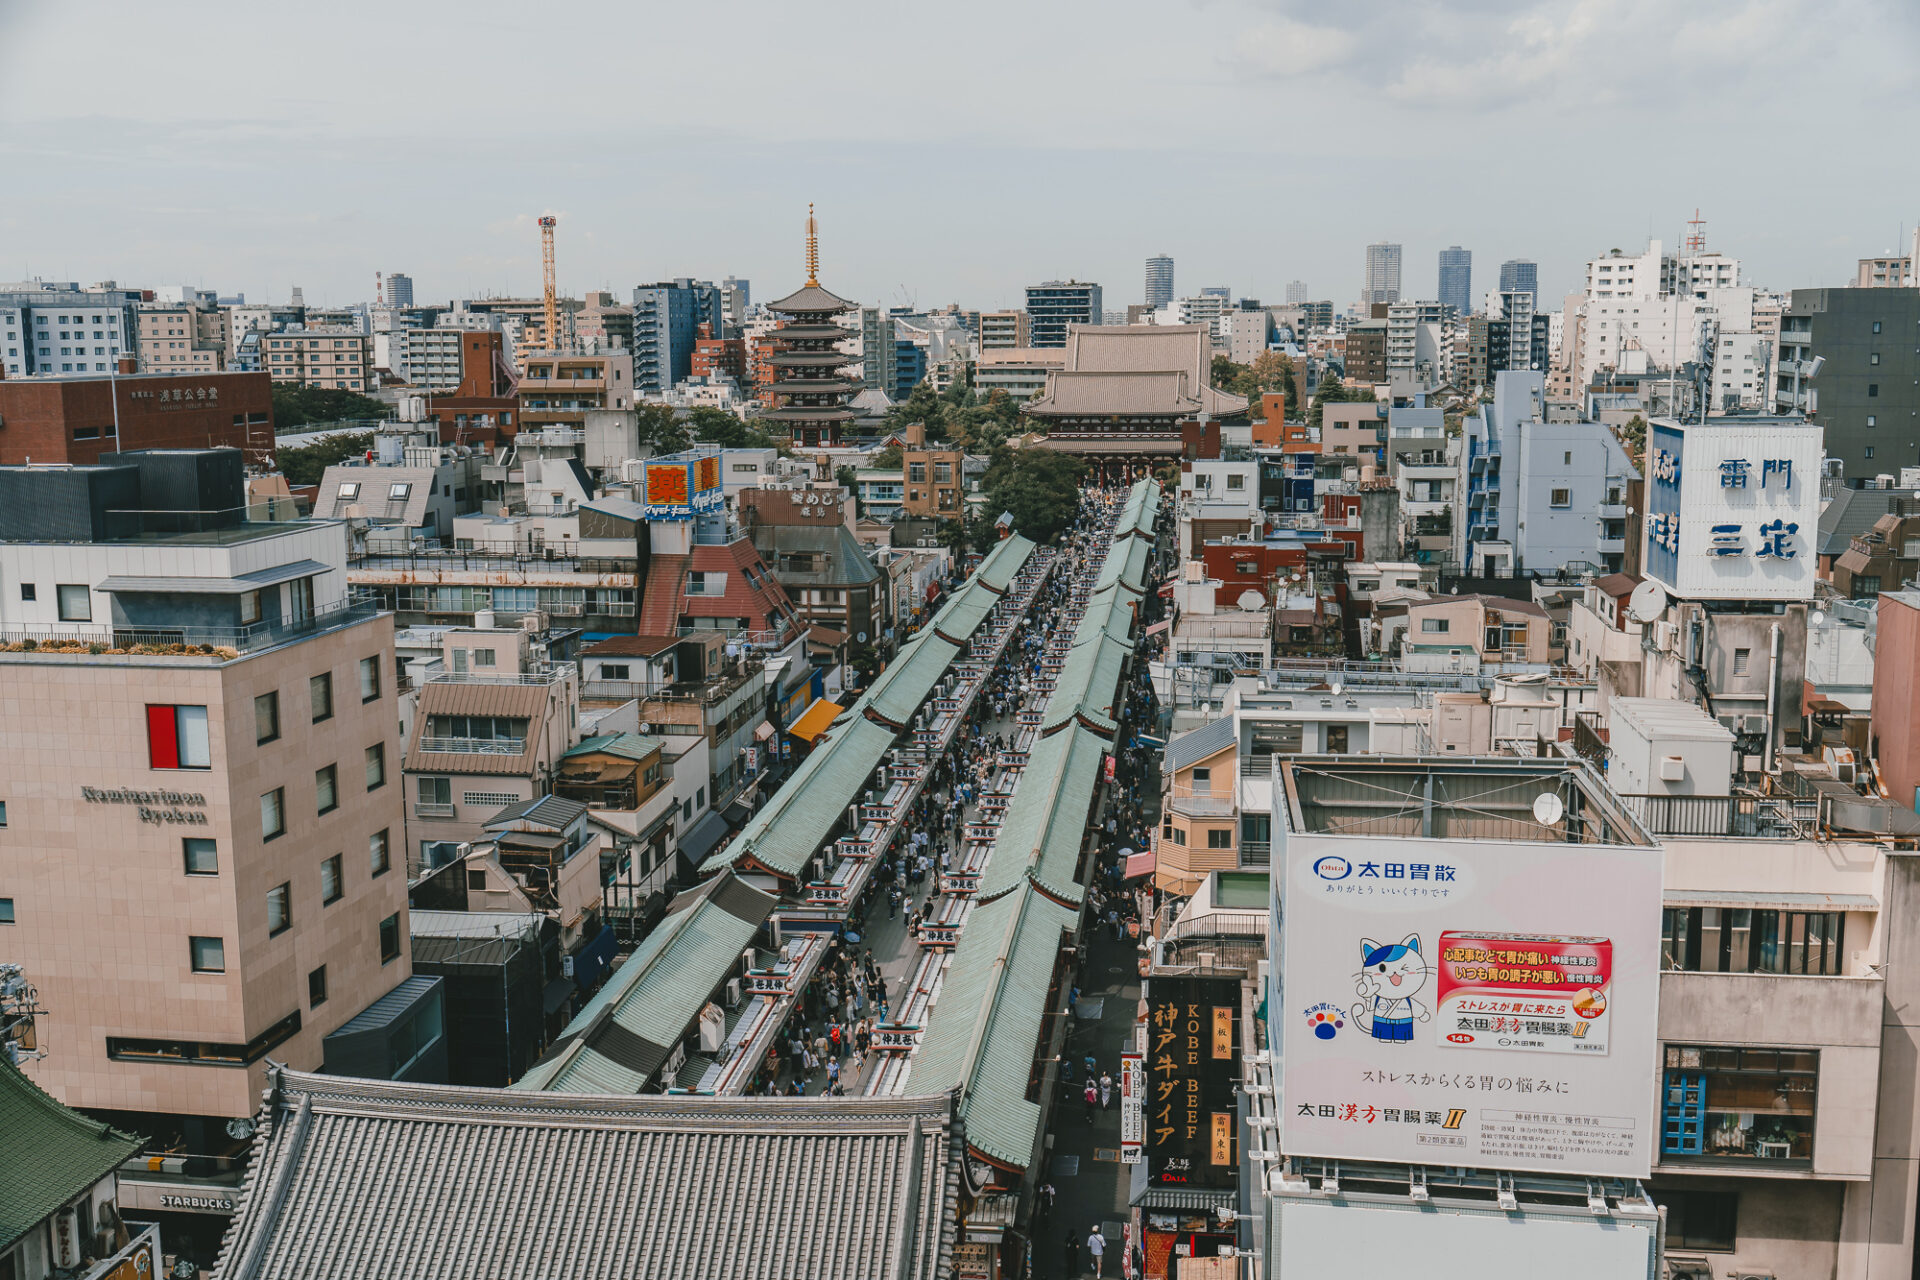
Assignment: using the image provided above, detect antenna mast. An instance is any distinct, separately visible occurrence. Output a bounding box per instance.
[805,204,820,287]
[1685,208,1707,253]
[538,216,559,348]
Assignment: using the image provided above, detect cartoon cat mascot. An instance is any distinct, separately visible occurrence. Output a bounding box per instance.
[1351,933,1431,1043]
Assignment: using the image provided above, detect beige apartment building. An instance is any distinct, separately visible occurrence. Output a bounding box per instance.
[979,309,1030,350]
[135,303,229,374]
[264,327,373,392]
[0,448,417,1151]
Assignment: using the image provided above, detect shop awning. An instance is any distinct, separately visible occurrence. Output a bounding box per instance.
[754,721,777,741]
[722,801,753,830]
[678,810,731,864]
[543,978,576,1015]
[1124,850,1157,880]
[1144,619,1170,636]
[789,697,845,743]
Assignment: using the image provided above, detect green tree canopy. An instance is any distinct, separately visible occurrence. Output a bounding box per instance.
[276,432,374,487]
[271,384,389,428]
[870,444,903,469]
[982,448,1087,543]
[686,405,778,450]
[634,403,691,455]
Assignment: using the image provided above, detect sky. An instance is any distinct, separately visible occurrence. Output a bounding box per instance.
[3,0,1918,315]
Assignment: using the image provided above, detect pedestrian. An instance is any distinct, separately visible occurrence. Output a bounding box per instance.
[1037,1182,1057,1225]
[1086,1227,1106,1277]
[826,1056,840,1089]
[1083,1080,1098,1124]
[1085,1053,1098,1080]
[1100,1071,1113,1108]
[1064,1234,1081,1277]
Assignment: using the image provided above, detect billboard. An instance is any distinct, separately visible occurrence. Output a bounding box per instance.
[1272,1199,1659,1280]
[1145,975,1240,1189]
[1278,832,1661,1178]
[1643,419,1821,600]
[643,454,725,521]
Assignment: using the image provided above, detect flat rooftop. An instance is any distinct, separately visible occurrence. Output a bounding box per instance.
[1277,756,1654,846]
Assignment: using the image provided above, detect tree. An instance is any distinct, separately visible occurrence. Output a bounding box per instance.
[836,464,861,516]
[687,405,777,450]
[270,384,389,428]
[1615,414,1648,468]
[983,448,1087,543]
[937,517,969,559]
[1211,354,1247,391]
[1249,350,1300,413]
[870,444,903,469]
[1306,370,1373,427]
[276,432,374,486]
[634,403,690,455]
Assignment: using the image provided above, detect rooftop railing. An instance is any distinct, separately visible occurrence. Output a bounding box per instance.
[0,596,379,657]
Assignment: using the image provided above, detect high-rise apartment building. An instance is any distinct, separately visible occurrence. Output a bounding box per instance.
[385,273,415,308]
[1362,242,1402,307]
[1144,256,1174,310]
[720,277,751,328]
[978,310,1029,350]
[1285,280,1309,305]
[136,301,230,375]
[1437,246,1472,316]
[1775,286,1920,481]
[1024,281,1103,348]
[858,308,897,404]
[1498,259,1538,297]
[264,329,373,392]
[0,282,142,379]
[630,280,724,395]
[0,447,426,1148]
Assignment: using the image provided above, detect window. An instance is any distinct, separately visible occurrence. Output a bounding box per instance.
[379,912,401,963]
[1855,574,1882,595]
[1191,767,1212,787]
[1165,825,1186,846]
[148,704,212,769]
[309,672,333,722]
[1207,829,1234,849]
[365,743,386,789]
[1865,446,1876,460]
[1868,415,1877,427]
[256,691,280,744]
[600,663,631,680]
[321,854,344,905]
[1661,907,1844,975]
[239,590,262,626]
[267,882,292,935]
[417,776,452,807]
[467,868,489,891]
[1660,1189,1737,1252]
[1872,321,1883,334]
[1420,617,1450,633]
[1871,353,1881,365]
[1550,488,1571,507]
[1732,647,1750,676]
[309,966,329,1008]
[1869,384,1879,397]
[191,936,225,973]
[1226,473,1245,490]
[472,647,496,668]
[0,898,12,924]
[54,582,95,622]
[370,828,391,877]
[183,837,217,875]
[1662,1044,1816,1163]
[261,787,286,840]
[315,764,338,814]
[1563,451,1573,465]
[19,583,35,601]
[388,482,412,501]
[337,481,360,501]
[358,656,381,701]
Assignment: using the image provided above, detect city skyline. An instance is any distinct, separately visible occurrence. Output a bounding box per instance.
[3,1,1916,312]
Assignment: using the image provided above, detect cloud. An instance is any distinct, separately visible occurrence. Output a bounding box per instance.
[1229,16,1361,77]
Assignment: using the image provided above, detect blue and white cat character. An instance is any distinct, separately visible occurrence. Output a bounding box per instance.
[1351,933,1431,1043]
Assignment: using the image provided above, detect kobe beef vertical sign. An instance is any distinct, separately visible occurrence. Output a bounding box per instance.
[1146,975,1239,1188]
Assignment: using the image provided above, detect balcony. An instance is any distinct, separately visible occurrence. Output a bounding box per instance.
[414,802,456,819]
[427,663,574,687]
[1618,793,1812,839]
[417,736,527,755]
[1167,785,1236,819]
[1598,502,1628,520]
[0,596,381,659]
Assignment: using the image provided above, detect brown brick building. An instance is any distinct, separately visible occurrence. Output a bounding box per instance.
[0,370,274,465]
[419,332,520,444]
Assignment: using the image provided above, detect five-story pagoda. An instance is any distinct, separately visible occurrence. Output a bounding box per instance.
[763,205,859,449]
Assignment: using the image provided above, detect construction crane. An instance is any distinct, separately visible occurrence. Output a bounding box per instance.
[538,215,559,350]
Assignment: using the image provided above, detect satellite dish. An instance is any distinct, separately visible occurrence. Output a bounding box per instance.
[1236,589,1265,611]
[1532,792,1565,826]
[1810,611,1826,627]
[1330,682,1344,696]
[1626,579,1669,624]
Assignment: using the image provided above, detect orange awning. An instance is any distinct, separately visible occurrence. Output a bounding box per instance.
[788,697,845,743]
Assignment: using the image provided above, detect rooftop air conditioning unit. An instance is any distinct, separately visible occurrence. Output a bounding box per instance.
[724,977,742,1008]
[698,1002,727,1052]
[1739,714,1768,736]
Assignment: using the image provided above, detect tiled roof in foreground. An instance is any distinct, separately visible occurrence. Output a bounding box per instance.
[215,1068,962,1280]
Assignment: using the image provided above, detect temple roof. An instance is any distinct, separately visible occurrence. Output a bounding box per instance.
[1052,323,1250,415]
[766,282,858,315]
[1024,369,1205,418]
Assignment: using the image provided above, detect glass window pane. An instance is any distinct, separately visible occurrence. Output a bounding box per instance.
[174,705,210,769]
[183,838,217,875]
[256,692,279,743]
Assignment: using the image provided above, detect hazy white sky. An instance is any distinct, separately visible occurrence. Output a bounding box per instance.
[3,0,1916,312]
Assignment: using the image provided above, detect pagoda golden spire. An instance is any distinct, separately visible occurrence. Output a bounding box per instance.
[805,204,820,286]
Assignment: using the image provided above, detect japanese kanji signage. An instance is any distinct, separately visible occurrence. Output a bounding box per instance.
[1145,975,1238,1189]
[1120,1051,1144,1163]
[642,454,725,521]
[1643,419,1821,601]
[1279,830,1661,1178]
